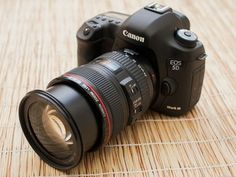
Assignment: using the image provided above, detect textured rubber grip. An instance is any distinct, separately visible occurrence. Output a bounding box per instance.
[69,66,128,143]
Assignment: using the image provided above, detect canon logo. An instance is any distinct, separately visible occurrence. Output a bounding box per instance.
[122,30,145,43]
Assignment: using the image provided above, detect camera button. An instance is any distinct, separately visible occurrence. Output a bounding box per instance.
[108,19,113,23]
[161,79,176,96]
[161,82,171,96]
[197,53,207,61]
[83,27,91,36]
[101,17,106,21]
[115,21,120,24]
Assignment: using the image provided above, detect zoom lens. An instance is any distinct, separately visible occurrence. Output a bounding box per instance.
[19,50,156,169]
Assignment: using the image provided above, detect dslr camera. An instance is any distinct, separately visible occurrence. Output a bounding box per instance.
[19,3,206,170]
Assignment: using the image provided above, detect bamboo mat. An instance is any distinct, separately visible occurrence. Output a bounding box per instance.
[0,0,236,176]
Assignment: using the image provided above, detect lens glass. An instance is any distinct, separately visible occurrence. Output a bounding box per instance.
[28,101,76,160]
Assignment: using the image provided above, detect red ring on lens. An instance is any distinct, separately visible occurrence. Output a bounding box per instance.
[63,73,112,141]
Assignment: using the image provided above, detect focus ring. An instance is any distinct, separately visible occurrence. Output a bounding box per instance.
[69,66,127,143]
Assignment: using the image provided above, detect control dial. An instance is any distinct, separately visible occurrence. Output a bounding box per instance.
[175,29,198,48]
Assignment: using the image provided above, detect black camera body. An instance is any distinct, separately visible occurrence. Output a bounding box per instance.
[19,3,207,170]
[77,3,206,116]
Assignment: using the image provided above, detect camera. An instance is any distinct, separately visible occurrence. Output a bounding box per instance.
[19,3,206,170]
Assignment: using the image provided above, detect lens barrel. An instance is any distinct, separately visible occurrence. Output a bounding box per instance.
[19,85,98,169]
[19,50,155,169]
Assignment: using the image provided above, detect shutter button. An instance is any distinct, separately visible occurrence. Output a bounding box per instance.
[184,31,192,37]
[83,27,91,36]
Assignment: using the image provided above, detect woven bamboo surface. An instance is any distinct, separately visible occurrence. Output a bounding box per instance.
[0,0,236,176]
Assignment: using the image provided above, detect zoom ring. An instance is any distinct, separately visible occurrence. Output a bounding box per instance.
[101,51,152,113]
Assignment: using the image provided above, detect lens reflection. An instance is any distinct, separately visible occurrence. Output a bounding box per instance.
[28,102,75,160]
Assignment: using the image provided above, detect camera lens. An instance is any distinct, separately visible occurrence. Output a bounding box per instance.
[19,85,99,169]
[19,50,156,169]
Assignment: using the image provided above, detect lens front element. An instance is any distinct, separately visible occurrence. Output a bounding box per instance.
[28,101,76,160]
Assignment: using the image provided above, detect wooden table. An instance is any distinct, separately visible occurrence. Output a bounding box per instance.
[0,0,236,176]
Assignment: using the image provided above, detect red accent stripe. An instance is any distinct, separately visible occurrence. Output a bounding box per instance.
[64,73,112,140]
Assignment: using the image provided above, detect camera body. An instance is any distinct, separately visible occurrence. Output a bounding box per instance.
[76,3,206,116]
[19,3,207,170]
